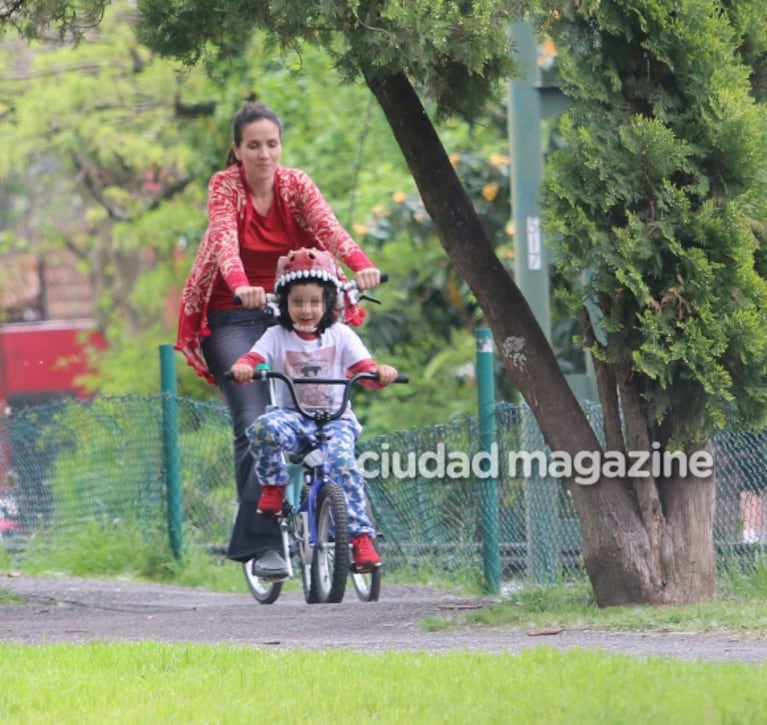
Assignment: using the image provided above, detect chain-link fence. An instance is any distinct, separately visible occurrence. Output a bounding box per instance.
[1,394,765,584]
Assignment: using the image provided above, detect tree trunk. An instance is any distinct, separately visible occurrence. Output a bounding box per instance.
[365,70,717,606]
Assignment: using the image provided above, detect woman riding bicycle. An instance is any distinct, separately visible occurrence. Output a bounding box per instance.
[175,102,382,573]
[230,247,398,577]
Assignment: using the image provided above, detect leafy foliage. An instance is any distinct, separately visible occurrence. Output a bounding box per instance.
[0,0,218,380]
[8,0,767,605]
[1,5,519,429]
[540,0,767,444]
[135,0,517,122]
[0,0,108,43]
[350,145,518,432]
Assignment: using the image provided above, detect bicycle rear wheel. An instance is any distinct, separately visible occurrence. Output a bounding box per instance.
[309,482,349,604]
[242,559,283,605]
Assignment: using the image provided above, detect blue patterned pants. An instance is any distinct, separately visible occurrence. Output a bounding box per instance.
[246,407,374,537]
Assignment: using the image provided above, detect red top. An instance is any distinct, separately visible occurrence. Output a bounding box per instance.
[175,164,373,383]
[207,198,293,310]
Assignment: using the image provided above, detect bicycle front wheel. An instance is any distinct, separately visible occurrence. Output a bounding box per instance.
[309,482,350,604]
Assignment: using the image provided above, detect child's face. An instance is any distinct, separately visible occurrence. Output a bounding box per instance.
[287,282,326,333]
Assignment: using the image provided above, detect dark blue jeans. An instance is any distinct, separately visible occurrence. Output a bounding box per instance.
[202,308,281,561]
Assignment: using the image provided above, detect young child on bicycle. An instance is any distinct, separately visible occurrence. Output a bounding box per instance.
[229,247,398,575]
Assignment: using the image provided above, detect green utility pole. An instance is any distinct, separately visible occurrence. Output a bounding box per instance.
[509,22,552,338]
[508,22,596,403]
[508,22,572,583]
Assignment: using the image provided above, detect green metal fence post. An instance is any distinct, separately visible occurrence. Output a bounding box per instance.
[159,343,183,560]
[476,328,501,594]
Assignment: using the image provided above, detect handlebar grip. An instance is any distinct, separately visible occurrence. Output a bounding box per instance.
[223,369,269,382]
[394,374,409,383]
[233,294,276,308]
[380,273,389,284]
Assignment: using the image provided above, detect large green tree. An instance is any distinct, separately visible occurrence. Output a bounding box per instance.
[537,1,767,604]
[6,0,767,607]
[0,2,496,424]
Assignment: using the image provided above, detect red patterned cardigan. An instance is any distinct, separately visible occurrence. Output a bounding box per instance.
[175,164,374,383]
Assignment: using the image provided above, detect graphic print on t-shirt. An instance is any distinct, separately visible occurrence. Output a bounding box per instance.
[285,347,336,410]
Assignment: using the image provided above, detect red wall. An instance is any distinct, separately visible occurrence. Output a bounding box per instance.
[0,320,106,407]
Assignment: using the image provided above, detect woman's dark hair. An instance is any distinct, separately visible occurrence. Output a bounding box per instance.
[225,101,283,167]
[277,279,339,335]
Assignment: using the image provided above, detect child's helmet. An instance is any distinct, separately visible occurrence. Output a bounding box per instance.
[274,247,342,334]
[274,247,341,293]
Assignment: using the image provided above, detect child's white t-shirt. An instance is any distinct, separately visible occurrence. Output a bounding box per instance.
[252,324,372,413]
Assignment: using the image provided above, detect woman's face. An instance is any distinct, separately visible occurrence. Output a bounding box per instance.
[234,118,282,183]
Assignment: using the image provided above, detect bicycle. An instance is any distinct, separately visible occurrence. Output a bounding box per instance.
[228,367,408,605]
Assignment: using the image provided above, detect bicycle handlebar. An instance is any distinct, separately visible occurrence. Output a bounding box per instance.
[233,273,388,308]
[223,369,408,422]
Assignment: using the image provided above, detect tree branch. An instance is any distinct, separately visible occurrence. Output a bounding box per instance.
[71,151,132,222]
[146,174,191,211]
[174,99,216,118]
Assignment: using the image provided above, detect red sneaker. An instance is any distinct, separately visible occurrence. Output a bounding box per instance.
[258,485,286,515]
[351,534,381,570]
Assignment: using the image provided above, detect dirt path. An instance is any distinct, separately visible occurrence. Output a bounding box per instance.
[2,573,767,663]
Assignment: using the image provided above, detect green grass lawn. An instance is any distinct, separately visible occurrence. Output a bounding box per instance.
[0,642,765,724]
[438,576,767,635]
[3,539,767,722]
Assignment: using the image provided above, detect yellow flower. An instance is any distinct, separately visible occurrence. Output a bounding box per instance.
[352,223,369,237]
[489,153,511,168]
[538,38,558,70]
[392,191,407,203]
[506,220,515,236]
[540,38,557,58]
[447,277,463,308]
[482,182,499,202]
[449,153,461,167]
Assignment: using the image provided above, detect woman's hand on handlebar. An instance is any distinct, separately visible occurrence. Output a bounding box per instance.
[229,363,255,384]
[375,364,399,386]
[353,268,382,291]
[233,285,267,308]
